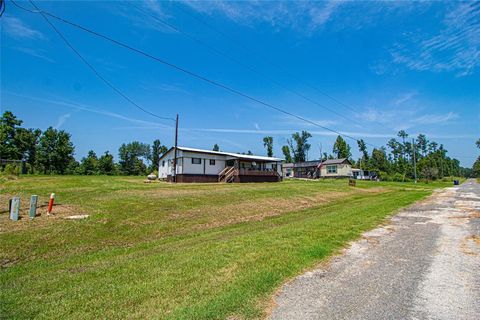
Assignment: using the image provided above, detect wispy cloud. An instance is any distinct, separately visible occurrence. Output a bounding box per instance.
[392,92,416,106]
[182,0,343,33]
[278,115,339,128]
[184,127,395,139]
[356,93,460,130]
[7,92,173,130]
[388,2,480,76]
[140,82,189,94]
[54,113,71,129]
[411,112,459,125]
[108,1,175,33]
[11,46,54,63]
[2,15,45,40]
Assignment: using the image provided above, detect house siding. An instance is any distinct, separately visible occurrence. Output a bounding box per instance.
[320,163,352,177]
[159,147,282,183]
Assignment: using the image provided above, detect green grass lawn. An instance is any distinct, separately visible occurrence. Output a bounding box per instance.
[0,176,453,319]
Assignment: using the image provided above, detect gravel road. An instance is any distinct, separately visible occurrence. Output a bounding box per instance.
[271,179,480,320]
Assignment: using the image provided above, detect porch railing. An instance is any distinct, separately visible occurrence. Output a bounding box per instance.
[238,168,279,176]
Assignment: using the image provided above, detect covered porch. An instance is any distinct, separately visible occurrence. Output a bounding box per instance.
[219,158,282,183]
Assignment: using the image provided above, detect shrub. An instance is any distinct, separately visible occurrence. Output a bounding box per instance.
[392,173,404,182]
[4,164,20,176]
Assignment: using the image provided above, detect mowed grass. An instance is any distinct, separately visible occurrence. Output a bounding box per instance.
[0,176,450,319]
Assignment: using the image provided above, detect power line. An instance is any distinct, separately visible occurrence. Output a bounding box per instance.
[0,0,6,17]
[176,3,361,115]
[15,0,175,122]
[14,0,377,148]
[134,3,364,127]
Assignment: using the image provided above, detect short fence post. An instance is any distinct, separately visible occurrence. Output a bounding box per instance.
[47,193,55,215]
[10,197,20,221]
[29,195,38,219]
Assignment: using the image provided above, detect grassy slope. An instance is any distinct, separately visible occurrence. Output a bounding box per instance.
[0,176,450,319]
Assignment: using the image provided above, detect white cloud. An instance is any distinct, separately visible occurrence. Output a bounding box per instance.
[2,15,44,40]
[184,127,395,139]
[11,46,54,63]
[388,2,480,76]
[357,105,459,130]
[54,113,71,129]
[278,115,339,128]
[392,92,416,106]
[141,82,189,94]
[7,92,173,130]
[411,112,459,125]
[182,0,343,33]
[109,1,175,33]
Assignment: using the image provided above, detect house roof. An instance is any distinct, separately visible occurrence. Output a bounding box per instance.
[321,158,351,165]
[159,146,282,162]
[288,158,352,168]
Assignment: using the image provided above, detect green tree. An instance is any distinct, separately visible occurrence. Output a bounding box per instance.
[98,151,116,175]
[416,134,428,157]
[357,139,368,160]
[118,141,150,175]
[282,145,292,163]
[369,147,389,173]
[428,141,438,153]
[262,136,273,157]
[212,144,220,151]
[288,131,312,162]
[472,139,480,177]
[398,130,408,144]
[333,135,351,159]
[16,128,41,168]
[36,127,75,174]
[473,157,480,178]
[80,150,99,175]
[0,111,22,160]
[151,139,168,172]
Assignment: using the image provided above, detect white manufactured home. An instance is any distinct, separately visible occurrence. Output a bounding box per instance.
[158,147,283,183]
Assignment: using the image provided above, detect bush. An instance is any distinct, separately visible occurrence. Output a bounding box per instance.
[4,164,20,176]
[377,171,390,181]
[392,173,404,182]
[25,163,34,174]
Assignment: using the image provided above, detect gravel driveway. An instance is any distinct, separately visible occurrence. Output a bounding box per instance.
[271,179,480,320]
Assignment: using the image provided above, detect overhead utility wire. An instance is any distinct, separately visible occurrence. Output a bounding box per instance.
[134,4,363,127]
[0,0,6,17]
[177,4,361,115]
[15,1,375,147]
[16,0,175,122]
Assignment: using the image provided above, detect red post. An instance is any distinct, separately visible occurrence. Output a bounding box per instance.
[47,193,55,214]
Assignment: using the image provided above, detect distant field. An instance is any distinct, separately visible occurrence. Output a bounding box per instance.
[0,176,454,319]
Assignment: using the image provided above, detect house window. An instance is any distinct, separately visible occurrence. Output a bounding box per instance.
[162,160,165,167]
[191,158,202,164]
[327,165,337,174]
[209,159,215,165]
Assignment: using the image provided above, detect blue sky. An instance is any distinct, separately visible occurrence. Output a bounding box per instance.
[1,1,479,166]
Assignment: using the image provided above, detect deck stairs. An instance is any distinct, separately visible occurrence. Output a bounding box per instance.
[218,166,236,183]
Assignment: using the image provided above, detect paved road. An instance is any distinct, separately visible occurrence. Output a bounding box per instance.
[271,179,480,320]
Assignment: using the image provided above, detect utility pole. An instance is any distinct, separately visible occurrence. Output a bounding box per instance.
[412,138,417,183]
[317,143,323,178]
[173,114,179,183]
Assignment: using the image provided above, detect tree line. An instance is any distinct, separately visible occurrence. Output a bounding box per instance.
[0,111,167,176]
[260,130,474,180]
[2,110,476,179]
